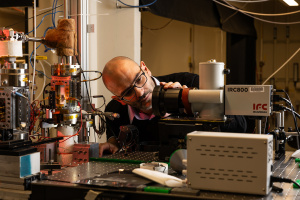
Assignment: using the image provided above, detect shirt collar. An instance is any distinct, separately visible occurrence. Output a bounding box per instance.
[128,76,159,124]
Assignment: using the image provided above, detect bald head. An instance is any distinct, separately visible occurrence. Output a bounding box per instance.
[103,56,137,85]
[102,56,141,95]
[102,56,155,112]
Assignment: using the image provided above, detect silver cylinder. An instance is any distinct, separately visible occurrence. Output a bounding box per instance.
[275,112,282,128]
[199,59,225,89]
[0,66,29,87]
[13,130,29,140]
[196,59,225,120]
[255,119,262,134]
[280,110,284,129]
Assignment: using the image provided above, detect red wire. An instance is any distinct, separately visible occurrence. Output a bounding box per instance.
[29,100,43,137]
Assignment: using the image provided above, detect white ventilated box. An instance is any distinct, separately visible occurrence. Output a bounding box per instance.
[187,131,273,195]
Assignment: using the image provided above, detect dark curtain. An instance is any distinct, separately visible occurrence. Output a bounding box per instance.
[141,0,256,37]
[226,32,256,133]
[226,33,256,84]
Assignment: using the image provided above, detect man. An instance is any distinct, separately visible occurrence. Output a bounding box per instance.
[99,56,246,156]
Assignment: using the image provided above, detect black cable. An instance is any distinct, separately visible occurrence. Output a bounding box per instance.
[283,93,299,131]
[82,72,95,111]
[82,69,107,136]
[81,70,102,82]
[75,57,106,111]
[98,114,106,137]
[277,89,300,149]
[142,19,173,31]
[42,83,51,106]
[88,75,92,107]
[94,95,106,109]
[271,176,300,189]
[281,106,300,119]
[92,114,107,137]
[292,180,300,189]
[81,72,106,110]
[117,0,157,8]
[75,54,108,137]
[75,54,96,112]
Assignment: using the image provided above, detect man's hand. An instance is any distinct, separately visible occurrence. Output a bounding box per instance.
[99,142,119,157]
[160,81,188,89]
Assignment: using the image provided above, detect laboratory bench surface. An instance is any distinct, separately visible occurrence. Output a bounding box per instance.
[30,151,300,200]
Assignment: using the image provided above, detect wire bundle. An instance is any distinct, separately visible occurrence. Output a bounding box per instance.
[29,100,43,135]
[75,55,107,140]
[274,90,300,149]
[214,0,300,25]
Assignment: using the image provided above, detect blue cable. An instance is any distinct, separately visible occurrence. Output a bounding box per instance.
[43,26,55,52]
[26,1,60,35]
[43,26,55,37]
[44,46,53,53]
[29,43,52,79]
[117,0,157,8]
[26,12,61,35]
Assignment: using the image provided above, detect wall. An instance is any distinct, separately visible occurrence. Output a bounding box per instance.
[0,7,25,32]
[92,0,141,142]
[141,11,226,77]
[255,13,300,129]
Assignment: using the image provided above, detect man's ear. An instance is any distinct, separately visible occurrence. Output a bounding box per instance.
[111,96,127,105]
[141,61,152,76]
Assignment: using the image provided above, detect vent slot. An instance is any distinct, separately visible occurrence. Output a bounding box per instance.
[194,168,257,183]
[195,143,259,159]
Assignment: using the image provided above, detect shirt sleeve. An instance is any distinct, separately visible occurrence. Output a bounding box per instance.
[104,99,131,140]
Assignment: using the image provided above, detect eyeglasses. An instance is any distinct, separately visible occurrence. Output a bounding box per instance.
[118,66,148,102]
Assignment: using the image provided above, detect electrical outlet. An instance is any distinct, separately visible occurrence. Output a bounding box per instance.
[87,24,94,33]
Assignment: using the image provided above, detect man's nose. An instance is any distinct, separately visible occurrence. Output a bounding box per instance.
[134,87,144,98]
